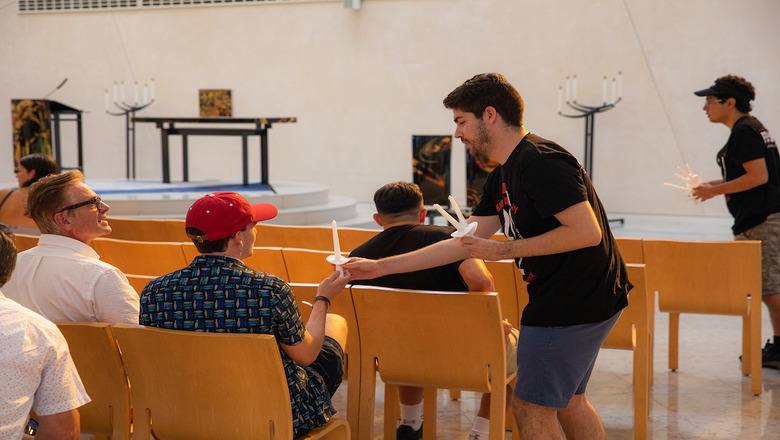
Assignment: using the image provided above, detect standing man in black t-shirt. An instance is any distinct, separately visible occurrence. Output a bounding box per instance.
[347,73,631,440]
[692,75,780,369]
[349,181,517,440]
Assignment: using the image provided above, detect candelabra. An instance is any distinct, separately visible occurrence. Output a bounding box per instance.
[557,72,622,180]
[105,80,155,180]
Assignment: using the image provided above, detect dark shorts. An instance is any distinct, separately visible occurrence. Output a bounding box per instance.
[302,335,344,397]
[513,310,621,408]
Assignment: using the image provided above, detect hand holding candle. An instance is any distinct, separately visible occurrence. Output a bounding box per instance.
[663,164,702,204]
[326,219,349,273]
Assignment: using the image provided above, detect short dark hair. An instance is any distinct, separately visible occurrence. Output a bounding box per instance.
[443,73,524,127]
[18,154,59,187]
[714,75,755,113]
[0,224,17,287]
[186,223,251,254]
[373,181,424,216]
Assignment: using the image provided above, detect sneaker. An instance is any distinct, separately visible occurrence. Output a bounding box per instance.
[739,339,774,363]
[397,424,423,440]
[763,341,780,369]
[468,434,482,440]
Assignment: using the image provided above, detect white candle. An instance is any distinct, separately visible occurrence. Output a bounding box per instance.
[602,76,607,104]
[104,90,109,111]
[150,78,155,100]
[120,81,125,103]
[113,82,118,103]
[617,71,623,99]
[433,203,462,230]
[133,82,139,105]
[558,86,563,112]
[611,78,617,103]
[572,75,578,102]
[448,195,467,226]
[331,220,342,257]
[565,76,570,102]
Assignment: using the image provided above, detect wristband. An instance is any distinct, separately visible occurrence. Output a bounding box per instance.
[313,295,331,312]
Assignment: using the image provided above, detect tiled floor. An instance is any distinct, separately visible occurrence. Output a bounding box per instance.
[328,213,780,439]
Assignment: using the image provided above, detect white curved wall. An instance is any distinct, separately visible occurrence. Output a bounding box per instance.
[1,0,778,218]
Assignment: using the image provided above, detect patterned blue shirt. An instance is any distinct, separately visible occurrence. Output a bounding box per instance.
[139,255,334,435]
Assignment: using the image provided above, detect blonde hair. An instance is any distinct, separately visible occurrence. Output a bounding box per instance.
[27,170,84,234]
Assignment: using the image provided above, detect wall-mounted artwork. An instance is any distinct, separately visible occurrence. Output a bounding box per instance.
[466,153,499,208]
[11,99,52,171]
[199,89,232,117]
[412,135,451,206]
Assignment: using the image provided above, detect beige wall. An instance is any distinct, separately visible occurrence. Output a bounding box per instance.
[2,0,779,218]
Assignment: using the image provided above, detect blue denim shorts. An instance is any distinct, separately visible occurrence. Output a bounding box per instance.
[302,335,345,398]
[513,310,621,408]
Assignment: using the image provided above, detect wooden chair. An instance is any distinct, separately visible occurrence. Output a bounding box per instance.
[642,239,762,395]
[12,233,39,252]
[181,243,291,281]
[614,237,653,386]
[105,217,173,242]
[600,264,651,440]
[351,286,514,440]
[54,322,131,440]
[255,223,334,250]
[335,226,379,252]
[112,324,350,440]
[125,273,158,295]
[281,248,336,283]
[91,237,189,276]
[289,283,360,440]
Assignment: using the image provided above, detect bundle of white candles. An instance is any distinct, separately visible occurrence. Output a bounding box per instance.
[433,195,478,238]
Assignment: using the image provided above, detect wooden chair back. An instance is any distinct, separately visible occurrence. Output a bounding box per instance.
[91,237,189,276]
[288,283,360,440]
[642,239,762,395]
[335,227,379,252]
[615,237,644,264]
[112,324,349,440]
[281,248,336,283]
[125,273,158,295]
[255,223,333,250]
[485,259,520,327]
[180,243,290,282]
[351,286,510,440]
[55,322,131,440]
[12,233,38,252]
[105,217,172,242]
[600,264,650,439]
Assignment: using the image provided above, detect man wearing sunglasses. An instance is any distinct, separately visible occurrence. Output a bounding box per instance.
[3,170,139,324]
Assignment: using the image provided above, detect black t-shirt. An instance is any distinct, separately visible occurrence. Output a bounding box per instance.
[348,224,468,291]
[717,116,780,235]
[472,133,630,327]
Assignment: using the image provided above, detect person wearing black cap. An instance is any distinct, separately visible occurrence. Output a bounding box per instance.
[139,191,352,436]
[692,75,780,369]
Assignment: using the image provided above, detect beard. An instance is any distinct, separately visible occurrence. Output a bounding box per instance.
[464,120,493,163]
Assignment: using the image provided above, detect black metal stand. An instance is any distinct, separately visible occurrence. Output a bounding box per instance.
[107,100,154,180]
[559,88,624,226]
[558,98,621,180]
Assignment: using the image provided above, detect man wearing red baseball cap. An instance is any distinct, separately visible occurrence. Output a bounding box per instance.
[139,191,351,436]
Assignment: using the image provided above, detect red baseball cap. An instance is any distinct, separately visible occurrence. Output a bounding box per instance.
[185,191,277,241]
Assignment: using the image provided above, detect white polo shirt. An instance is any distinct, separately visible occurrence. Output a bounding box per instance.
[0,292,90,440]
[3,234,139,324]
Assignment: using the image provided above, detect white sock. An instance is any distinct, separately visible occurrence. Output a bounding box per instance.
[469,416,490,439]
[399,402,423,431]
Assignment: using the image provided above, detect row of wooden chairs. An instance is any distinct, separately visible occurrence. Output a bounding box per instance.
[56,320,350,440]
[56,263,650,440]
